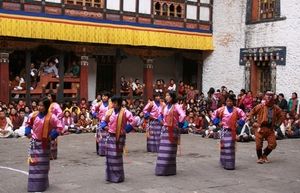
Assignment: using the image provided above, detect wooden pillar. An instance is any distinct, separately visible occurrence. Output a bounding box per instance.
[0,53,10,103]
[143,58,153,101]
[80,55,89,101]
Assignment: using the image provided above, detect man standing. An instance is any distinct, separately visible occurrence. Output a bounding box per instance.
[249,91,284,164]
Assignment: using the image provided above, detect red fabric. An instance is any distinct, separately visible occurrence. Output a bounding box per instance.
[168,126,175,142]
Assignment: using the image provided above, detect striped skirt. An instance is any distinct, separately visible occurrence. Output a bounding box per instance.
[98,127,107,156]
[28,139,51,192]
[155,127,179,176]
[50,138,58,160]
[147,120,162,152]
[220,129,235,170]
[106,133,126,183]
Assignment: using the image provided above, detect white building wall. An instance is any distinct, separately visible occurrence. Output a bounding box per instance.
[204,0,300,98]
[244,0,300,98]
[203,0,246,94]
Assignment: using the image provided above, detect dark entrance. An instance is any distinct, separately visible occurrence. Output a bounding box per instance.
[96,64,115,95]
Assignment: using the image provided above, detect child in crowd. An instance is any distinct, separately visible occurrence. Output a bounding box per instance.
[75,113,90,133]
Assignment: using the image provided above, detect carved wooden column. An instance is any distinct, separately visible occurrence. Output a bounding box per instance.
[80,55,89,101]
[0,53,10,103]
[143,58,153,101]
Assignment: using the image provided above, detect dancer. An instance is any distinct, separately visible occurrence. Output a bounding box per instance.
[47,90,63,160]
[249,91,284,163]
[101,95,136,183]
[25,97,62,192]
[143,92,165,152]
[211,95,246,170]
[155,91,186,176]
[92,91,112,156]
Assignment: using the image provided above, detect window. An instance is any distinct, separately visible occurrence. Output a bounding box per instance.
[246,0,285,24]
[260,0,275,19]
[65,0,104,8]
[153,0,184,18]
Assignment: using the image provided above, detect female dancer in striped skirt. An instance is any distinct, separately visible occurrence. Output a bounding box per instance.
[143,92,165,152]
[47,90,63,160]
[101,95,136,182]
[155,91,186,176]
[92,91,112,156]
[25,97,63,192]
[211,95,246,170]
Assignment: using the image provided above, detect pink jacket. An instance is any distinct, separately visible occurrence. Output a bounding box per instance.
[26,113,63,140]
[143,101,165,119]
[161,104,186,128]
[101,109,136,135]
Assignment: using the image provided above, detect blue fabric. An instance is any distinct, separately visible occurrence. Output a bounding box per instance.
[213,118,221,125]
[238,119,245,126]
[114,109,120,114]
[226,106,233,113]
[25,126,31,136]
[103,102,108,107]
[145,112,150,118]
[50,130,59,140]
[178,122,184,129]
[182,120,188,129]
[167,104,172,109]
[124,124,133,133]
[158,116,163,122]
[92,112,97,118]
[154,101,160,107]
[37,113,46,119]
[101,122,108,129]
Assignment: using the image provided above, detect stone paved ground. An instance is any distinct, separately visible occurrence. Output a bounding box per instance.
[1,132,300,193]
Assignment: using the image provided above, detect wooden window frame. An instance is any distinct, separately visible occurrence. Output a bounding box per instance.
[246,0,285,24]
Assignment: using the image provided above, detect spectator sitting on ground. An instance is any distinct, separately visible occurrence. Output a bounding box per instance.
[9,108,18,123]
[61,110,73,134]
[166,79,176,91]
[12,108,27,138]
[154,79,164,96]
[0,110,13,138]
[134,111,146,132]
[236,119,250,142]
[75,113,90,134]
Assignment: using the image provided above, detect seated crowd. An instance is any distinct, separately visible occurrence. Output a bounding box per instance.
[1,80,299,141]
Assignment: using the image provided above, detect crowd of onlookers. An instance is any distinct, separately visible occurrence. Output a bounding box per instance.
[1,80,300,141]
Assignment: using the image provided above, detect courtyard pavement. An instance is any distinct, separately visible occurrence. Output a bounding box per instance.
[0,132,299,193]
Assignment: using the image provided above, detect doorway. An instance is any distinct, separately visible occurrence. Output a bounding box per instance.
[96,64,115,95]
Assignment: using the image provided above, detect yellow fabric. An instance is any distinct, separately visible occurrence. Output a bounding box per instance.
[0,14,214,50]
[43,112,52,143]
[116,108,125,142]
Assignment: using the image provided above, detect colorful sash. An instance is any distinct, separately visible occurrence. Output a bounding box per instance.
[167,105,175,142]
